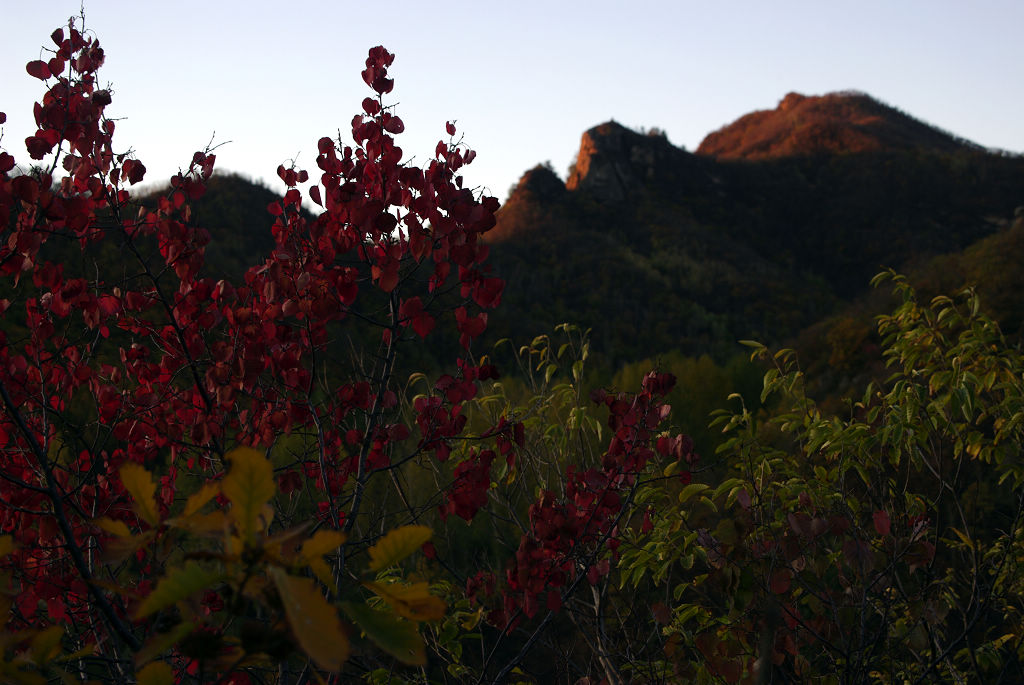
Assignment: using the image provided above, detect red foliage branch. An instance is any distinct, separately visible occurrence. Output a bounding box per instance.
[0,18,516,671]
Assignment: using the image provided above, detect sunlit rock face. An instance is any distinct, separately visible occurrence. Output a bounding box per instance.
[567,121,678,202]
[483,164,568,243]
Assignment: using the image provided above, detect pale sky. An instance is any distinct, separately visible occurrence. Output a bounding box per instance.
[3,1,1023,202]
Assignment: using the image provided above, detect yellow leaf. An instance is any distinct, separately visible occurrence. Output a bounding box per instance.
[99,530,156,565]
[137,661,174,685]
[266,522,316,556]
[167,510,227,536]
[301,530,346,588]
[120,462,160,526]
[367,525,432,572]
[301,529,347,561]
[90,578,136,597]
[54,642,94,662]
[262,523,314,568]
[307,558,334,592]
[183,482,220,517]
[30,625,63,665]
[221,447,276,541]
[461,606,484,631]
[363,581,446,622]
[269,567,348,672]
[93,517,132,538]
[134,622,195,668]
[136,562,225,619]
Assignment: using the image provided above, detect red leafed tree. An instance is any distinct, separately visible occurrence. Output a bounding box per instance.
[0,17,690,684]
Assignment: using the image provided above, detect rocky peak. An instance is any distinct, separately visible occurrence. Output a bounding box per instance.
[566,121,677,201]
[513,164,567,201]
[484,165,568,243]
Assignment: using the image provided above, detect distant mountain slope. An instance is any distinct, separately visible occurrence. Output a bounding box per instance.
[793,209,1024,409]
[138,173,285,281]
[484,94,1024,364]
[697,91,977,160]
[46,95,1018,372]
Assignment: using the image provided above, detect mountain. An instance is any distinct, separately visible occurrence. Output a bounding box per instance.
[19,92,1015,375]
[697,91,978,160]
[484,92,1024,366]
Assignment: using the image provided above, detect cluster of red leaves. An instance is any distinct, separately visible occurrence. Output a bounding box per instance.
[0,20,512,662]
[478,371,695,626]
[0,21,705,681]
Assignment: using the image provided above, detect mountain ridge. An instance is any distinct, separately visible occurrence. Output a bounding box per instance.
[696,90,982,160]
[482,90,1024,364]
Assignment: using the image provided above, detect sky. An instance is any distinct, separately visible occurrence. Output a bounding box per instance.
[3,1,1023,203]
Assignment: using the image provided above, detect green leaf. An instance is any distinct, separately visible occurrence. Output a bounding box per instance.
[343,601,425,666]
[222,447,276,540]
[677,483,709,505]
[182,482,220,517]
[137,661,174,685]
[119,462,160,527]
[367,525,432,572]
[136,562,225,619]
[269,567,349,672]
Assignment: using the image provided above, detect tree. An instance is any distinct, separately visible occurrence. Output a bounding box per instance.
[0,16,503,682]
[624,274,1024,683]
[0,17,690,684]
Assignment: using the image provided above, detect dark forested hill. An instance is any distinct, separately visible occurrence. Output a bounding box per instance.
[484,93,1024,366]
[49,93,1021,374]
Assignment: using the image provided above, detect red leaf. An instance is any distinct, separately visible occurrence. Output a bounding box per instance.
[362,97,381,115]
[873,510,891,537]
[51,28,64,46]
[309,185,322,207]
[375,265,399,293]
[770,569,792,594]
[398,297,434,338]
[127,160,146,185]
[0,152,14,174]
[25,134,52,160]
[0,112,6,125]
[26,60,51,80]
[446,121,456,136]
[383,115,404,134]
[472,277,504,309]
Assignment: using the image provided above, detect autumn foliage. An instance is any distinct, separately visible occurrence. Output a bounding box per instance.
[6,15,1024,685]
[0,16,694,684]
